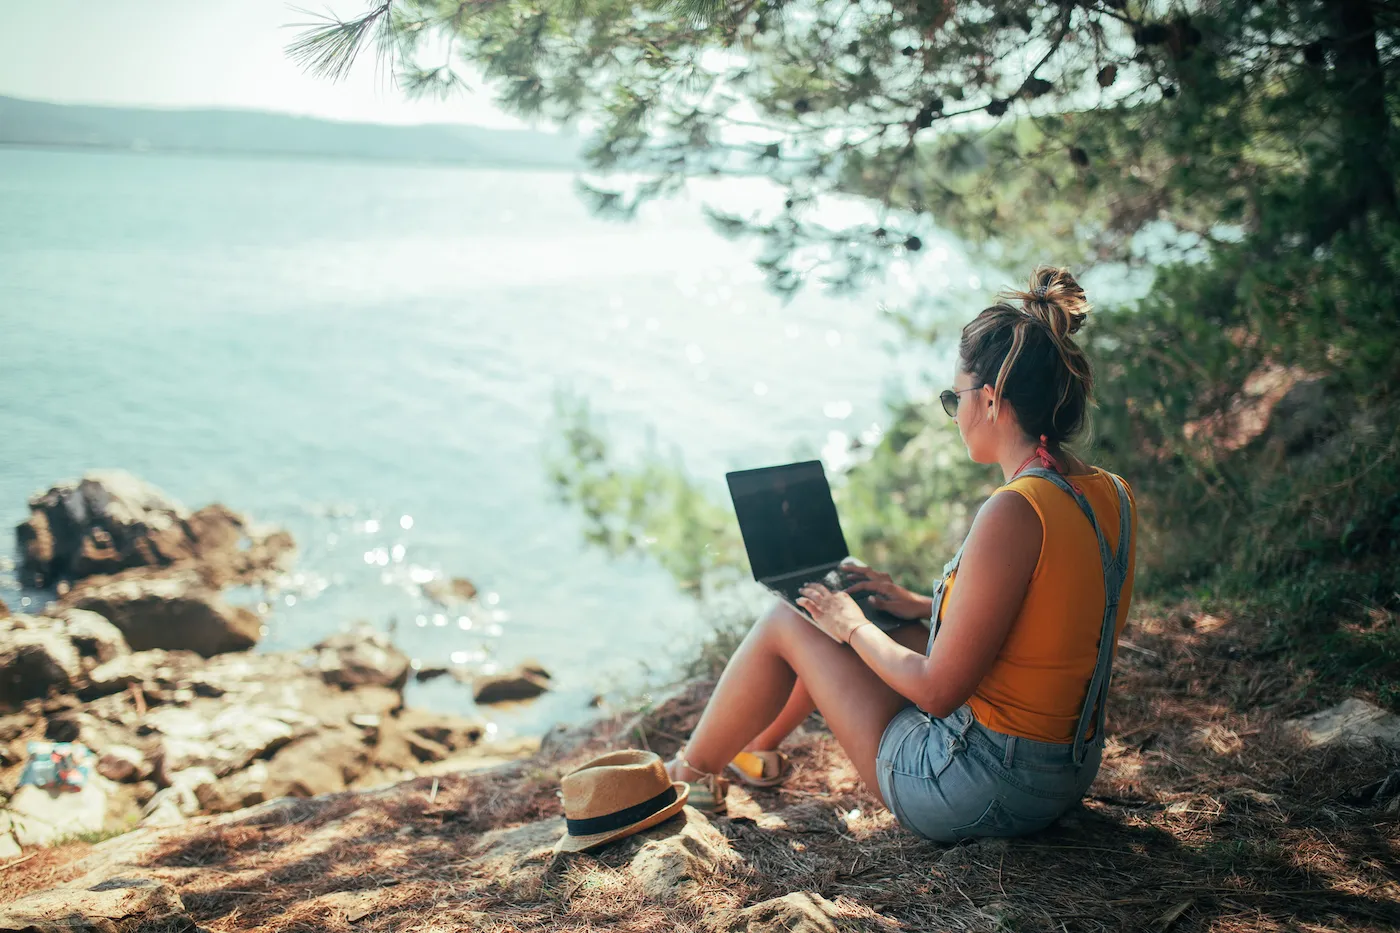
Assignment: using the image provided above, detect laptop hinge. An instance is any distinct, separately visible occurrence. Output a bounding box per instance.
[760,559,848,586]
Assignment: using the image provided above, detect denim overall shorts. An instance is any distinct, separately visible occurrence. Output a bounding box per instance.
[875,467,1132,842]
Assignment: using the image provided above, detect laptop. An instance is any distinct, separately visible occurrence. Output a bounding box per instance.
[726,460,906,632]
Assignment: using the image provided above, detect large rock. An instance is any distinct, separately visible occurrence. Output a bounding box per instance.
[182,503,297,589]
[258,728,373,798]
[17,471,193,587]
[195,761,272,814]
[373,708,484,768]
[538,720,603,762]
[0,611,487,830]
[148,704,316,777]
[1287,698,1400,748]
[470,818,567,893]
[473,662,552,705]
[6,780,110,848]
[82,650,173,699]
[618,807,738,900]
[0,876,193,933]
[141,768,217,828]
[45,709,104,745]
[43,608,129,666]
[63,568,261,657]
[0,620,84,705]
[97,746,151,784]
[313,624,410,691]
[17,471,295,589]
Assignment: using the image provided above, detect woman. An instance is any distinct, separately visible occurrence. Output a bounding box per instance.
[666,266,1137,842]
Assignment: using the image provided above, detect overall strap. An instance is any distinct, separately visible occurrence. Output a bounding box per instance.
[924,535,968,653]
[926,467,1133,765]
[1071,471,1132,764]
[1020,469,1132,763]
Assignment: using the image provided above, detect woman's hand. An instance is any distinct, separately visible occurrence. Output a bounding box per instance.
[841,565,934,621]
[796,583,871,644]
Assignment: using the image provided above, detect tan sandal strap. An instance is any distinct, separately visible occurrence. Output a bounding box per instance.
[676,750,720,780]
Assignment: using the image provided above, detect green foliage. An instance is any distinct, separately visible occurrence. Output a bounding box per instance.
[837,399,997,588]
[547,389,1001,597]
[546,391,749,597]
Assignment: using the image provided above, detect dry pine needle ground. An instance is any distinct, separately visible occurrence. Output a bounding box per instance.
[3,604,1398,932]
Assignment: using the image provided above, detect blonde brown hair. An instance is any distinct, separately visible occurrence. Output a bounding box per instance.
[958,266,1094,445]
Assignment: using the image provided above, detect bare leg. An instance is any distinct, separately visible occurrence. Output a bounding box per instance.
[745,679,815,752]
[672,601,927,799]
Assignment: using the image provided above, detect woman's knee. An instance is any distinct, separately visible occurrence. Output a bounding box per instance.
[762,600,846,661]
[753,600,808,647]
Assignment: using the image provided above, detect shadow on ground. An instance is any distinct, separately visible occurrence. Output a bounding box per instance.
[8,605,1400,932]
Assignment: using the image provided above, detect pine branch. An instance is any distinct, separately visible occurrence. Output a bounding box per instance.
[660,0,758,29]
[285,2,397,82]
[398,65,469,99]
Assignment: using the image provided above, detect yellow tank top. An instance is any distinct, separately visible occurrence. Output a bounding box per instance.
[937,467,1137,744]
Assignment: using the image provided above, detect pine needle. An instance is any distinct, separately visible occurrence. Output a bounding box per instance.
[285,2,396,83]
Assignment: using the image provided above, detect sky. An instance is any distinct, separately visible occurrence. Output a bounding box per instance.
[0,0,525,128]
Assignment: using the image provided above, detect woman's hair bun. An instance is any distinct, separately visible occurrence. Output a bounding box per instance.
[1000,265,1090,338]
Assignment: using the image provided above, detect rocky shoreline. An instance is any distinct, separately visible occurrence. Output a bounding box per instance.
[1,472,538,857]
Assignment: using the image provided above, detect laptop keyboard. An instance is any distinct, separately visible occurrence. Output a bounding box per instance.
[771,567,870,609]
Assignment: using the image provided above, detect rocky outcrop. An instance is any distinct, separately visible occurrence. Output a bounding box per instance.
[147,703,316,777]
[0,633,494,850]
[618,807,739,899]
[312,624,410,691]
[1287,698,1400,748]
[97,746,150,784]
[473,661,553,704]
[0,876,194,933]
[44,608,129,666]
[13,471,300,659]
[2,475,511,861]
[62,568,261,657]
[0,611,133,707]
[0,621,83,705]
[7,779,112,848]
[17,471,294,589]
[18,471,188,585]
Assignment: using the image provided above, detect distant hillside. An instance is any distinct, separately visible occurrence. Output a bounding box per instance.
[0,96,583,169]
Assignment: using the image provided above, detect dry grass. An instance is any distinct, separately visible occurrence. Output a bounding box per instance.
[3,603,1398,932]
[0,839,93,904]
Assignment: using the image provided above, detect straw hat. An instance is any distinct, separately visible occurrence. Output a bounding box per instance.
[553,749,690,853]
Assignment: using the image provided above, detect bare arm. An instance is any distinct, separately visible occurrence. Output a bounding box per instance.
[834,491,1043,716]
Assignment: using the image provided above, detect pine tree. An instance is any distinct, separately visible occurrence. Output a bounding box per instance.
[289,2,1396,278]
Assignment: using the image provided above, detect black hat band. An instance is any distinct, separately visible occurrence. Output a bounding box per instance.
[565,785,678,837]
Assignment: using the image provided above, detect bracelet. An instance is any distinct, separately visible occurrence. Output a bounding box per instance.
[846,621,876,645]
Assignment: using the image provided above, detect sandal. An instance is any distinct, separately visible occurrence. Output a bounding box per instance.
[668,752,729,816]
[726,750,792,788]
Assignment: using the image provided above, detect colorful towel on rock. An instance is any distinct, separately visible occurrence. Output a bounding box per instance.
[18,741,94,793]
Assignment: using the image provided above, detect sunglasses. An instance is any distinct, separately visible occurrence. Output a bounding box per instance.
[939,387,981,418]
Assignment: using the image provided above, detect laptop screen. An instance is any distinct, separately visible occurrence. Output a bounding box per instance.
[726,460,849,582]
